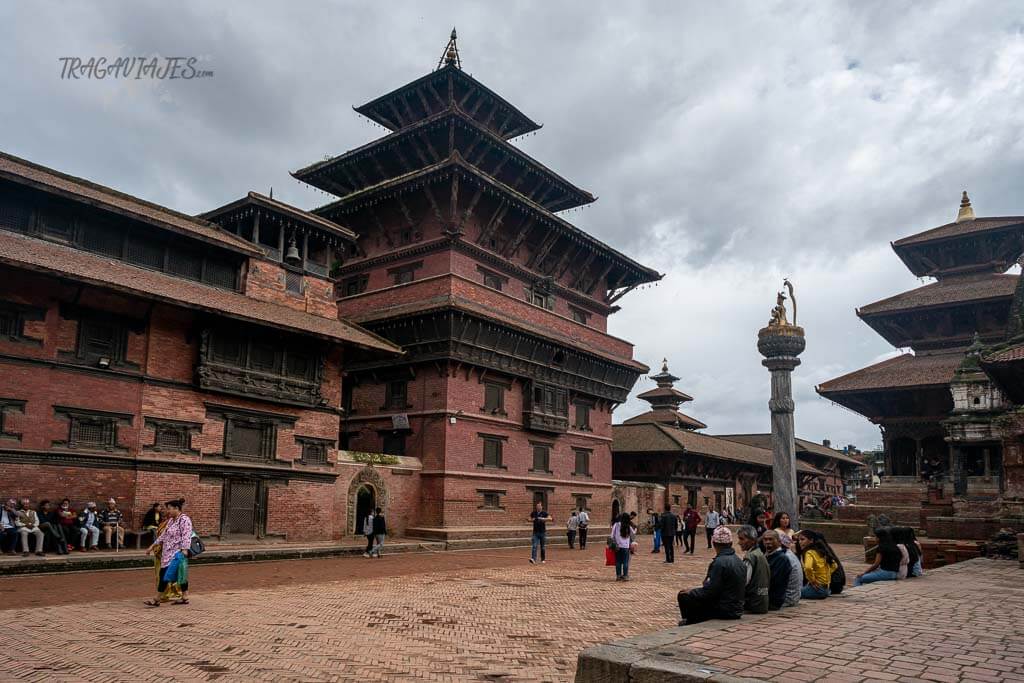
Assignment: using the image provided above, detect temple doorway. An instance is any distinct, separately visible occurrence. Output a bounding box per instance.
[611,498,620,522]
[354,484,376,535]
[220,478,266,539]
[890,437,917,476]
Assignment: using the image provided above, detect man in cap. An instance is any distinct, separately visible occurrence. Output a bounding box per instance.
[777,530,803,607]
[677,525,746,626]
[99,498,125,550]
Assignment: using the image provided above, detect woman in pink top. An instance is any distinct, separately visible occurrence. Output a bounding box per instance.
[145,498,193,606]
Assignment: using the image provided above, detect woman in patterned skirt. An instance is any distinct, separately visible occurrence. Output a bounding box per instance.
[144,498,192,607]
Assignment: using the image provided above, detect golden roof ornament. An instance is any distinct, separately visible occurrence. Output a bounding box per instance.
[956,190,975,222]
[768,279,797,328]
[437,27,462,70]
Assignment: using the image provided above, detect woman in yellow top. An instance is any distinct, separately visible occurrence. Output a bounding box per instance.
[795,530,839,599]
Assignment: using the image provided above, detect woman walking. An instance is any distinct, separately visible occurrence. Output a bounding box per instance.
[609,512,633,581]
[145,499,192,607]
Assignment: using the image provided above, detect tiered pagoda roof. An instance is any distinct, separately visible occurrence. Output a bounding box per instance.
[621,360,707,430]
[818,192,1024,421]
[292,36,660,295]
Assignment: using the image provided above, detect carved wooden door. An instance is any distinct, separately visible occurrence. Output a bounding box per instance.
[221,479,263,538]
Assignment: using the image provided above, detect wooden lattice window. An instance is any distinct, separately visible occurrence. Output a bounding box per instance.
[481,436,504,469]
[385,380,408,410]
[145,418,200,454]
[573,449,592,476]
[298,437,332,465]
[0,192,31,233]
[483,383,505,414]
[224,418,276,461]
[74,317,129,366]
[38,209,74,242]
[479,490,504,510]
[0,307,19,339]
[167,247,203,279]
[574,402,592,431]
[570,307,590,325]
[124,236,165,269]
[53,407,132,453]
[341,275,368,297]
[285,270,303,295]
[531,445,550,473]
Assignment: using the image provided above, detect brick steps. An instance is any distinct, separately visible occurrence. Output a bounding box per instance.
[836,504,921,525]
[407,525,611,541]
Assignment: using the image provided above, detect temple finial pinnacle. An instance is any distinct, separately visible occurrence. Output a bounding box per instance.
[661,358,669,373]
[956,190,975,222]
[437,27,462,70]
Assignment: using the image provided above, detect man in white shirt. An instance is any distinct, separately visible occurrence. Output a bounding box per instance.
[704,508,721,550]
[576,506,590,549]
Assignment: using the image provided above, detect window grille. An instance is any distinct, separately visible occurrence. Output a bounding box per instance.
[285,270,303,294]
[482,438,502,468]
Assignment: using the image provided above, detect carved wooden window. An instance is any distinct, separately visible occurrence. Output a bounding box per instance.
[298,437,332,465]
[156,424,188,450]
[81,221,123,257]
[0,191,31,233]
[0,307,20,339]
[249,341,280,373]
[382,432,406,457]
[285,269,303,295]
[341,275,368,297]
[483,382,505,414]
[200,329,323,406]
[531,445,551,473]
[167,247,203,280]
[125,236,165,269]
[0,399,26,442]
[388,261,422,286]
[479,490,504,510]
[573,449,591,476]
[532,384,568,417]
[574,402,592,431]
[38,209,74,242]
[570,307,590,325]
[481,436,504,468]
[478,267,507,292]
[385,380,408,410]
[204,259,238,289]
[53,407,132,453]
[224,417,276,461]
[76,318,127,366]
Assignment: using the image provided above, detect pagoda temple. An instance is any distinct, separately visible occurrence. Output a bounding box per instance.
[818,193,1024,507]
[291,32,660,536]
[621,359,707,430]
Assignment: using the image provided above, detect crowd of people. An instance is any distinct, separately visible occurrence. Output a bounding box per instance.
[0,497,133,556]
[614,503,924,626]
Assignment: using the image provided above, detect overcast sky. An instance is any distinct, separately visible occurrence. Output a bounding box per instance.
[4,1,1023,451]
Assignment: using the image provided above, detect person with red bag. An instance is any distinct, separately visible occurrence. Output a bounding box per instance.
[608,513,634,581]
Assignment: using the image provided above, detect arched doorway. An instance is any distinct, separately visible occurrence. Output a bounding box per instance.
[346,466,389,536]
[354,484,376,534]
[611,498,620,523]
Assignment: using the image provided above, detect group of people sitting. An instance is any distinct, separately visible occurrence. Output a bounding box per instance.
[676,515,926,626]
[0,497,142,557]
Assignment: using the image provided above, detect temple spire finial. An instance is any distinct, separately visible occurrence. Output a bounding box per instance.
[437,27,461,71]
[661,358,668,373]
[956,190,975,222]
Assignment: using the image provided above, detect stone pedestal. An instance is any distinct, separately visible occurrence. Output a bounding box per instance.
[757,324,806,530]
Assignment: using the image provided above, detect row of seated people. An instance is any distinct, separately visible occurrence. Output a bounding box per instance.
[0,498,162,557]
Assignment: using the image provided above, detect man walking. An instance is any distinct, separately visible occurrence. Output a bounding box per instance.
[369,507,387,558]
[566,510,579,549]
[576,505,590,549]
[659,504,678,563]
[648,508,661,553]
[529,501,552,564]
[704,507,721,549]
[682,505,700,554]
[361,508,375,558]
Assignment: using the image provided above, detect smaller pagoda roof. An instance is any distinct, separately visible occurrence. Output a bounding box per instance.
[612,423,824,474]
[636,386,693,403]
[621,409,707,430]
[981,340,1024,404]
[816,351,963,395]
[0,151,261,257]
[984,343,1024,364]
[857,273,1019,316]
[201,192,357,242]
[354,64,541,140]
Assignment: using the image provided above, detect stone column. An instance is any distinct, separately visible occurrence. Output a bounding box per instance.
[758,324,806,530]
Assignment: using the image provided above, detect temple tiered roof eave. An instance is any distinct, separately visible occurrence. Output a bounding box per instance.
[891,216,1024,277]
[314,155,661,287]
[857,273,1019,317]
[816,352,962,395]
[621,409,706,430]
[636,386,693,403]
[353,64,541,140]
[201,191,357,242]
[292,107,595,212]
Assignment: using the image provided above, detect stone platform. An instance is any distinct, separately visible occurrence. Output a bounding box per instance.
[576,558,1023,682]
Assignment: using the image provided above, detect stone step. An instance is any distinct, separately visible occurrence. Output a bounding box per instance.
[836,505,921,525]
[407,525,611,541]
[853,487,926,507]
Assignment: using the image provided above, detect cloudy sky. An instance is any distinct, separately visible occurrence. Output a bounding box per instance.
[4,1,1023,450]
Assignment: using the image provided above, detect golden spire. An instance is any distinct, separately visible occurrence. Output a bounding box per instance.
[956,190,975,222]
[437,27,461,70]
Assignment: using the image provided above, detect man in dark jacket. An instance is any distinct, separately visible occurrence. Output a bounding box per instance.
[737,525,769,614]
[369,507,387,558]
[762,530,791,610]
[682,506,700,554]
[677,526,746,626]
[659,504,679,563]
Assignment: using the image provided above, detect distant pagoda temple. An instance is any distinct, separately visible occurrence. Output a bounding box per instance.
[621,359,707,430]
[818,193,1024,533]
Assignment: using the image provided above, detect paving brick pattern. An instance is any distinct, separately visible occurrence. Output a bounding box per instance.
[3,544,1009,682]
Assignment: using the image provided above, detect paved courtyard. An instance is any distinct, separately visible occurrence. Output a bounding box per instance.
[1,543,1015,682]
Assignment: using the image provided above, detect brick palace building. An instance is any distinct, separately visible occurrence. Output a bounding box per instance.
[612,360,863,521]
[0,35,657,542]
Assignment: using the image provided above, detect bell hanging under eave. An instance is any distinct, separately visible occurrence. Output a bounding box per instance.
[285,236,301,263]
